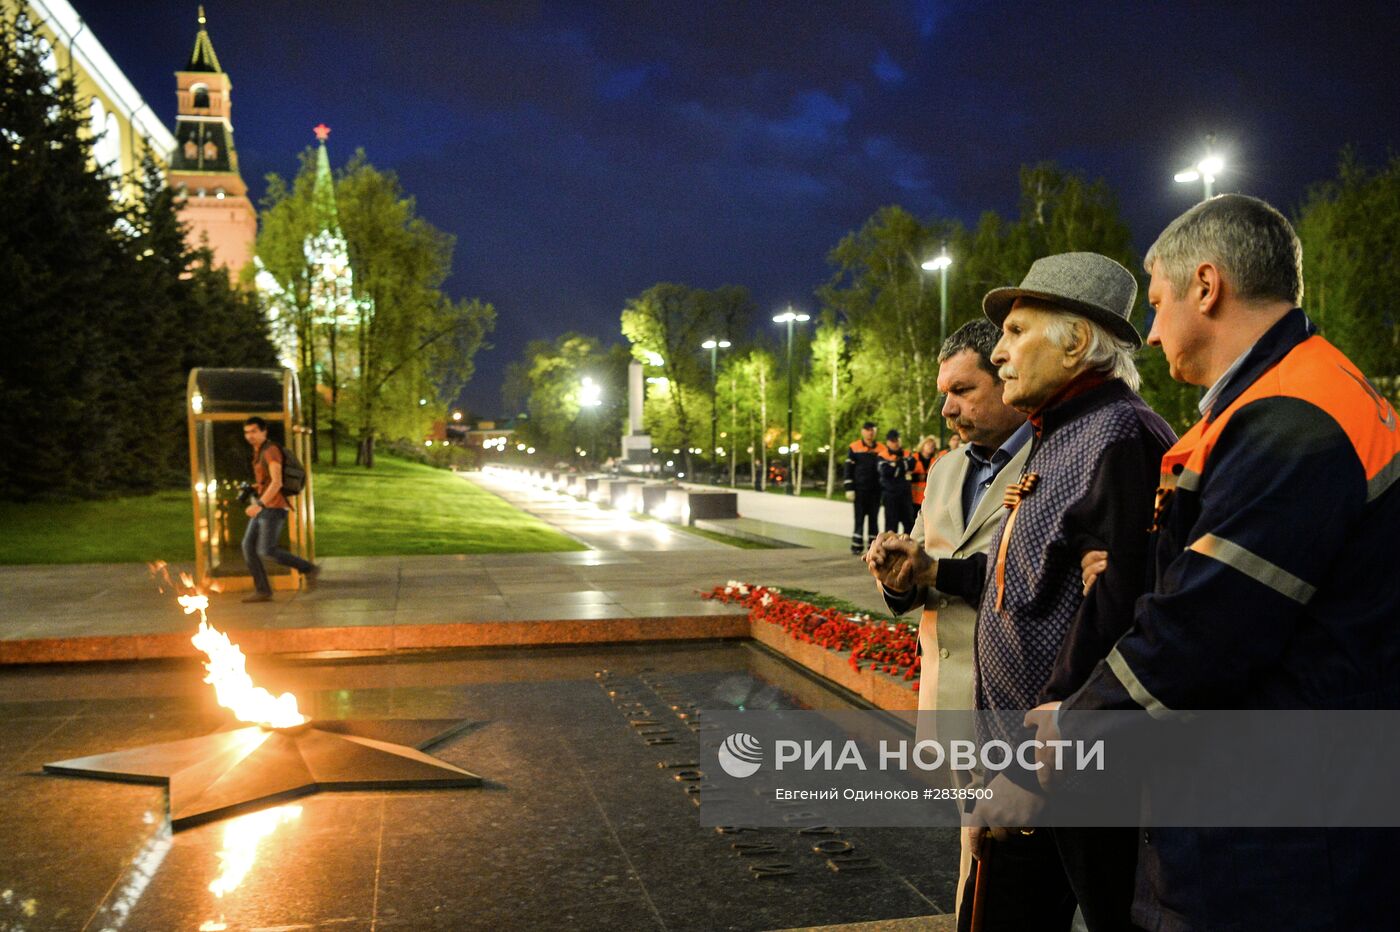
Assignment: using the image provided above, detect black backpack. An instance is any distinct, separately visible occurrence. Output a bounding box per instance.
[259,441,307,496]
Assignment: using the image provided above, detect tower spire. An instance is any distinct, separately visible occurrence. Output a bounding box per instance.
[312,125,341,233]
[187,5,222,73]
[170,2,255,281]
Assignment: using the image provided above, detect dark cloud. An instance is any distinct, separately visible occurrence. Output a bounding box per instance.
[70,0,1399,415]
[872,49,906,87]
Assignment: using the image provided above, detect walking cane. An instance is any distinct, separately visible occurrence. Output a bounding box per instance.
[969,839,991,932]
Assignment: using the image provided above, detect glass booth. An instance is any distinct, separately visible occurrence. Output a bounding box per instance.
[186,368,316,591]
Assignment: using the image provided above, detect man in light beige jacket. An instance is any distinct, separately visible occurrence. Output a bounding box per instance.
[869,319,1030,725]
[866,319,1030,920]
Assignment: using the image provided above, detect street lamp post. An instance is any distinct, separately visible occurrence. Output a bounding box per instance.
[921,246,954,444]
[771,307,810,495]
[579,376,602,463]
[701,338,731,481]
[1175,140,1224,201]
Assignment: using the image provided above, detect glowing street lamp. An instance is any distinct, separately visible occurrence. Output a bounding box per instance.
[772,308,810,495]
[921,245,954,443]
[1175,147,1224,201]
[701,338,732,474]
[579,376,602,408]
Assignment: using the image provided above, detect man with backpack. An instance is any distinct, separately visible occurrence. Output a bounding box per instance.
[241,416,318,602]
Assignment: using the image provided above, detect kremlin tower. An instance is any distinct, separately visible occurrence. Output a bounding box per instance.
[167,7,257,281]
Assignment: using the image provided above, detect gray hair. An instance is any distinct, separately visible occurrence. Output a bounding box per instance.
[1144,194,1303,305]
[1042,311,1141,391]
[938,319,1002,380]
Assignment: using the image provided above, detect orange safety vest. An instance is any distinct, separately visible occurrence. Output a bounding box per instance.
[1156,334,1400,528]
[910,453,934,505]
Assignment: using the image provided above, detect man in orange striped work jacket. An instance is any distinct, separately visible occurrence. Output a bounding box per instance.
[1035,194,1400,931]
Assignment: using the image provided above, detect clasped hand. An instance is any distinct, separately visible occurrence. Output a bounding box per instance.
[863,531,936,592]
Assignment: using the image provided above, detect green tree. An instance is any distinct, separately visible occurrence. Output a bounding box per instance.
[510,334,627,463]
[0,10,278,499]
[723,348,777,488]
[125,153,277,486]
[1296,150,1400,392]
[338,156,493,464]
[797,317,854,495]
[621,283,753,475]
[1005,163,1136,270]
[0,11,133,498]
[821,206,955,440]
[834,165,1199,436]
[255,154,321,453]
[259,150,494,467]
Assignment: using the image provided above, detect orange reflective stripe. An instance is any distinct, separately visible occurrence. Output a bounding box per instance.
[1150,421,1207,532]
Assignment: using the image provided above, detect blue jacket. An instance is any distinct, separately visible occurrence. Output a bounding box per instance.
[877,447,914,496]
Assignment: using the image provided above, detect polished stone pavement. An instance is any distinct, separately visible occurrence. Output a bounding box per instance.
[0,641,958,930]
[1,471,889,662]
[0,547,886,661]
[0,461,890,660]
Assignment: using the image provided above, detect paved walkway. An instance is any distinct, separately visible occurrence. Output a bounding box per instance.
[0,475,888,663]
[682,480,855,539]
[695,516,849,550]
[468,470,730,550]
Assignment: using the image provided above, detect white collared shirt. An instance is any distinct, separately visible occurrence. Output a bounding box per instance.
[1198,346,1253,419]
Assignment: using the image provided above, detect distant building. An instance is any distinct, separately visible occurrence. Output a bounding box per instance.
[12,0,177,198]
[166,6,257,281]
[462,418,520,453]
[12,2,258,280]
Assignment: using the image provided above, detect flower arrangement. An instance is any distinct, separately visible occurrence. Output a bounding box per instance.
[704,581,920,691]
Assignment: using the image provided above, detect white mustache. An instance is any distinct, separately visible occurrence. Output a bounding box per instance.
[998,364,1018,380]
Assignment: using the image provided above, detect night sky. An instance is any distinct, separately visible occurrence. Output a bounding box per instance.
[73,0,1399,416]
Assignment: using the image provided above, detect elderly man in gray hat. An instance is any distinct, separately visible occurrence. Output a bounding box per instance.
[872,252,1175,932]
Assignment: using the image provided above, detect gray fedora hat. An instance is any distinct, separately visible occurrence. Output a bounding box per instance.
[982,252,1142,348]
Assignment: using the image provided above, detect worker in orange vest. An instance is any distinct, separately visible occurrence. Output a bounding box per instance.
[844,420,886,554]
[910,435,939,507]
[877,429,916,533]
[1033,194,1400,931]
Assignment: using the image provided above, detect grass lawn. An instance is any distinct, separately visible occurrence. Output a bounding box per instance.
[0,452,582,565]
[0,491,194,565]
[314,456,582,557]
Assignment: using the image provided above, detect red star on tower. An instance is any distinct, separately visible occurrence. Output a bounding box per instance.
[313,123,331,142]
